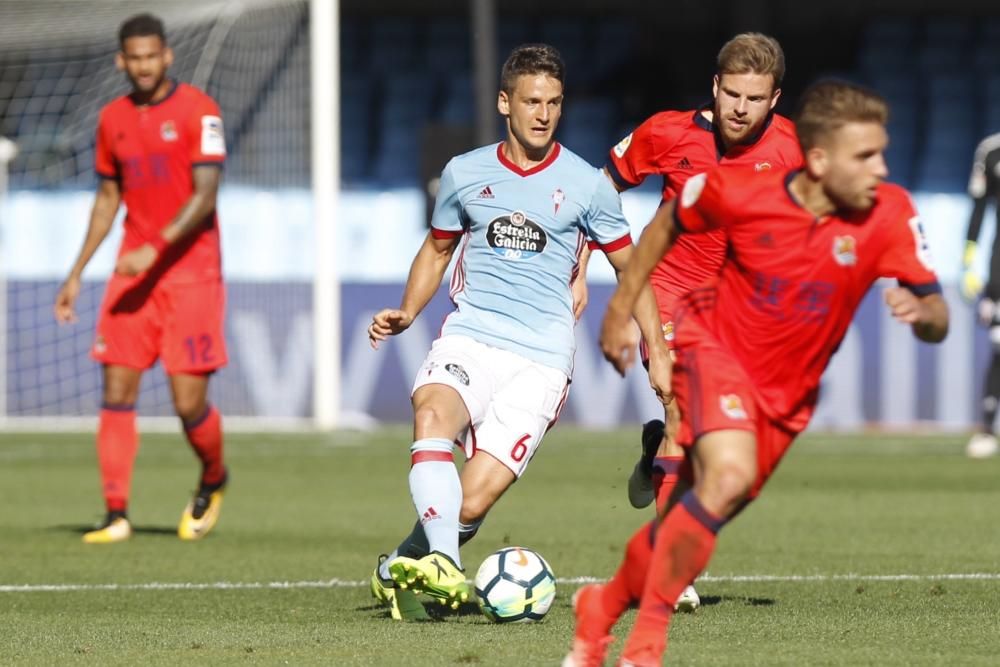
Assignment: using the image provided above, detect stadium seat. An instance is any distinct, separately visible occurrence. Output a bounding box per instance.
[370,18,423,74]
[862,17,916,49]
[497,17,532,60]
[425,18,470,75]
[923,17,973,45]
[372,126,421,185]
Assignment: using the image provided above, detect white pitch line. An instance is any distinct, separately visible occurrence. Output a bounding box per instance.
[1,573,999,593]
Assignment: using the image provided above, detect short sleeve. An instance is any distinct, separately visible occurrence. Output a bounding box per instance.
[187,95,226,165]
[94,110,118,179]
[605,115,665,190]
[584,170,632,253]
[673,169,730,234]
[875,194,942,296]
[429,162,464,239]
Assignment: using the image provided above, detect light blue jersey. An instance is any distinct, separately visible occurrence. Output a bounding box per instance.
[430,142,632,376]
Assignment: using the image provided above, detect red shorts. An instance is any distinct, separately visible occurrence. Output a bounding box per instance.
[672,338,798,499]
[639,286,681,364]
[92,274,228,375]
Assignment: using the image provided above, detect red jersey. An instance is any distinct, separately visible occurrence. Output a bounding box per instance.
[95,81,225,284]
[606,108,802,301]
[673,167,941,432]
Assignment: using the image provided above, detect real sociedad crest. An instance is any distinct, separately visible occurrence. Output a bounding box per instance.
[832,235,857,266]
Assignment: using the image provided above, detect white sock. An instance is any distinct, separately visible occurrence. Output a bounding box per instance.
[409,437,463,568]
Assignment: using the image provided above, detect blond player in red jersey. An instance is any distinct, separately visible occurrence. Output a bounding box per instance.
[564,80,949,666]
[577,32,802,613]
[54,14,229,544]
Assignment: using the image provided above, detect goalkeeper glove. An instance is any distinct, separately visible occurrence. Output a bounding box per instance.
[960,240,982,303]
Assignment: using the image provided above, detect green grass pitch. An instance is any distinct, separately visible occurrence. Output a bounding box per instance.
[2,428,999,665]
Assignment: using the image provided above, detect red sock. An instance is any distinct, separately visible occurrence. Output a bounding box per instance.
[600,520,656,622]
[652,455,685,517]
[183,404,225,486]
[97,405,139,513]
[622,490,723,659]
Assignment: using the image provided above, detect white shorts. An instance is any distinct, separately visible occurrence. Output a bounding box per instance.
[411,335,570,478]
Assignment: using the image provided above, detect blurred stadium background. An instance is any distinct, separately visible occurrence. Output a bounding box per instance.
[0,0,998,430]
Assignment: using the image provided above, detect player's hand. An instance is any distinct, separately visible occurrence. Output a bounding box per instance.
[571,274,589,321]
[646,349,674,406]
[368,309,413,350]
[599,299,638,376]
[115,244,159,277]
[54,276,81,323]
[883,286,925,324]
[960,270,983,304]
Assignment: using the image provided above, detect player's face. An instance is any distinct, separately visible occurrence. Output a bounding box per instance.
[116,36,173,95]
[712,73,780,147]
[814,121,890,211]
[498,74,564,155]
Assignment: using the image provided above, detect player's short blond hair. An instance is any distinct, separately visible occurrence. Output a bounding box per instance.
[794,80,889,150]
[717,33,785,89]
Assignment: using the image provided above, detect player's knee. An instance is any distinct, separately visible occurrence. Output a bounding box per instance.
[701,461,755,513]
[413,402,454,436]
[102,376,139,405]
[172,394,207,422]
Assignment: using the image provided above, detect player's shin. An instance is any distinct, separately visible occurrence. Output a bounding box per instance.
[183,404,225,486]
[599,520,656,628]
[97,404,139,512]
[408,438,463,567]
[623,491,725,659]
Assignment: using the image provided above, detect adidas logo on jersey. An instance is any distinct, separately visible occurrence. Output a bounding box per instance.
[676,157,693,170]
[478,186,495,199]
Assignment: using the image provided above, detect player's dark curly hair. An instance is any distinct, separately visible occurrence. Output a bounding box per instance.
[119,13,166,48]
[794,79,889,149]
[501,44,565,93]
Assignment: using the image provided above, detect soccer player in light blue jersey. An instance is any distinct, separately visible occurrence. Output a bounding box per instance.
[366,44,672,621]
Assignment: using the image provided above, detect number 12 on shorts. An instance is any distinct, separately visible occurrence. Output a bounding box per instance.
[183,334,215,365]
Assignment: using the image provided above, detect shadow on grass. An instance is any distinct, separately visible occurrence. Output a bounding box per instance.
[359,599,485,622]
[699,595,776,607]
[51,524,177,536]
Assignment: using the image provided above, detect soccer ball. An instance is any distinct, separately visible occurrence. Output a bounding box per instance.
[473,546,556,622]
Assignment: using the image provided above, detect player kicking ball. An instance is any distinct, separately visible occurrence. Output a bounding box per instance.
[563,80,949,666]
[366,44,670,621]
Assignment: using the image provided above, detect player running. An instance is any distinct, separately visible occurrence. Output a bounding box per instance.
[564,80,949,666]
[367,44,670,621]
[593,31,803,613]
[54,13,229,544]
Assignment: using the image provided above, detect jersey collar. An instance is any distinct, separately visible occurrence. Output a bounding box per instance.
[496,141,561,177]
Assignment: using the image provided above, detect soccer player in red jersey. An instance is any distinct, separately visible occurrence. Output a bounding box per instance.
[563,81,949,666]
[578,32,803,615]
[611,33,801,514]
[53,14,229,544]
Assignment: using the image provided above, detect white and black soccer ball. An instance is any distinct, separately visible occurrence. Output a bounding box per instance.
[473,546,556,623]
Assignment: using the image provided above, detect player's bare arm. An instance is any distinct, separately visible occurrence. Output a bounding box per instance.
[600,200,680,373]
[55,177,122,323]
[604,245,674,399]
[570,244,591,320]
[883,287,949,343]
[115,164,221,277]
[369,232,460,349]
